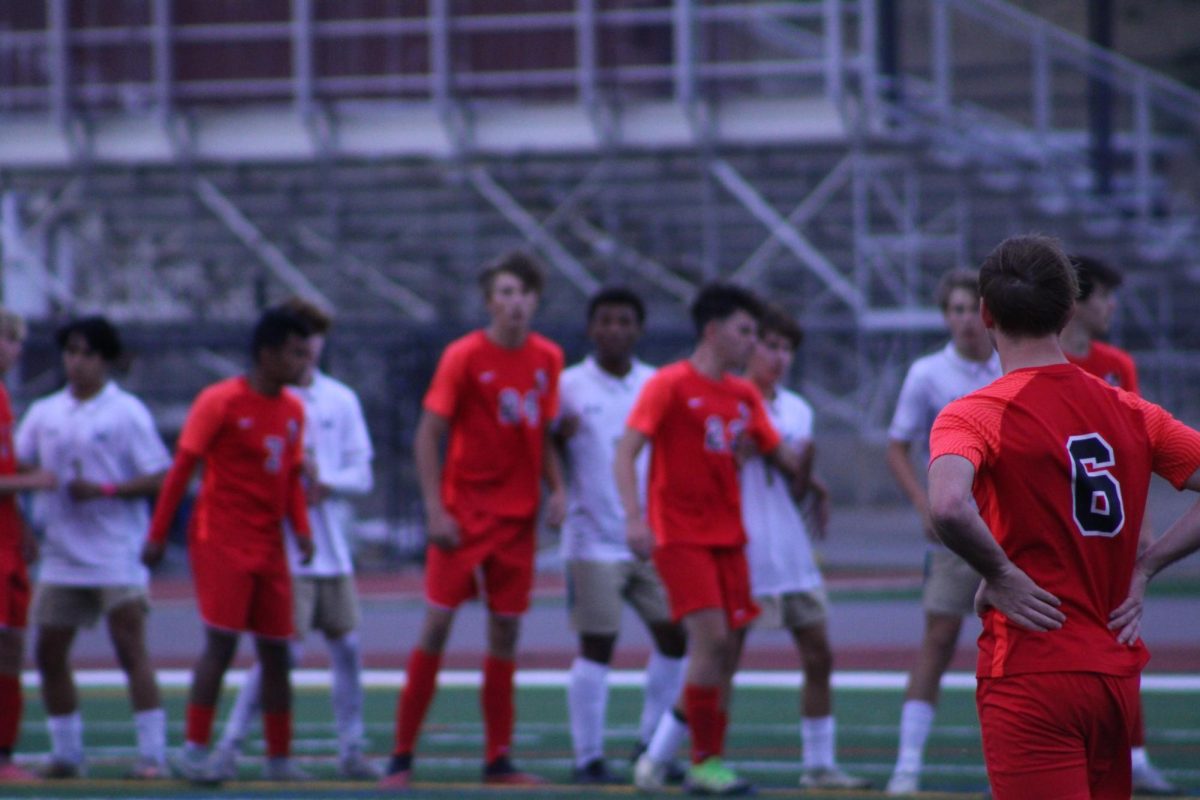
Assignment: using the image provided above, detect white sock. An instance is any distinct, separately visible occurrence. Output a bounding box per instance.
[567,657,609,767]
[646,708,688,764]
[1131,746,1150,770]
[134,708,167,765]
[47,712,84,765]
[219,663,263,751]
[639,652,685,745]
[801,715,835,770]
[895,700,935,774]
[328,632,366,756]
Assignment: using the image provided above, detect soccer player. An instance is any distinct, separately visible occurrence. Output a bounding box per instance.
[556,287,686,784]
[0,310,54,782]
[382,252,566,788]
[142,306,315,785]
[740,307,869,790]
[617,283,806,796]
[926,234,1200,799]
[212,298,379,780]
[17,317,172,779]
[883,269,1000,794]
[1061,254,1178,795]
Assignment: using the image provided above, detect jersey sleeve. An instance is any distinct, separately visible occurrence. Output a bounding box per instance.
[14,403,42,466]
[929,398,994,470]
[747,391,783,454]
[423,341,469,419]
[541,345,564,423]
[125,399,172,476]
[888,362,931,442]
[626,371,673,438]
[1136,397,1200,489]
[321,390,374,496]
[177,386,229,457]
[1119,351,1140,396]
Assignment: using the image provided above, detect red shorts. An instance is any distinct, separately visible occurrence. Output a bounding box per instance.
[977,672,1137,800]
[652,543,759,629]
[190,542,294,639]
[425,513,536,615]
[0,556,29,630]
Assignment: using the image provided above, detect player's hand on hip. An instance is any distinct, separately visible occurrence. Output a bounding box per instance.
[141,540,165,568]
[544,488,567,529]
[626,518,655,560]
[975,562,1065,632]
[426,507,461,551]
[296,535,315,565]
[1109,565,1149,646]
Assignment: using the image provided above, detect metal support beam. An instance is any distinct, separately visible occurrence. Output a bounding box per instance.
[673,0,697,107]
[709,159,863,311]
[47,0,70,128]
[576,0,598,111]
[565,217,696,304]
[292,0,315,120]
[194,177,333,311]
[152,0,173,117]
[466,166,600,296]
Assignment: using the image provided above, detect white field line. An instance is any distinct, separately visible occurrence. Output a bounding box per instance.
[24,669,1200,692]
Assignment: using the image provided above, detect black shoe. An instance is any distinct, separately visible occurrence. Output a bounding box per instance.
[379,753,412,789]
[482,756,546,786]
[572,758,619,785]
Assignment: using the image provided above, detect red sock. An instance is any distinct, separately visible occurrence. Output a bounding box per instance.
[263,711,291,758]
[717,707,729,755]
[1131,695,1146,748]
[0,674,21,751]
[481,655,515,764]
[394,648,442,756]
[185,703,216,747]
[684,684,722,764]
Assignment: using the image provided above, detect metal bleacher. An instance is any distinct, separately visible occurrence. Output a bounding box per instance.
[1,0,1199,521]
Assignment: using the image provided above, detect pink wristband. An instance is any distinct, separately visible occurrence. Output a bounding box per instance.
[100,483,118,497]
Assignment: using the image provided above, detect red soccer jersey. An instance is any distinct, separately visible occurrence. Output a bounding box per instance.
[627,360,781,548]
[178,377,307,556]
[424,330,563,522]
[930,363,1200,679]
[1067,340,1139,394]
[0,385,21,560]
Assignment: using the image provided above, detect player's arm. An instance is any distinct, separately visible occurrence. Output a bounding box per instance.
[414,409,459,550]
[0,466,57,494]
[313,397,374,500]
[769,438,815,500]
[805,473,832,541]
[928,454,1065,632]
[615,427,652,560]
[886,438,937,542]
[1111,466,1200,644]
[286,454,315,565]
[68,469,166,503]
[542,428,567,528]
[141,449,201,566]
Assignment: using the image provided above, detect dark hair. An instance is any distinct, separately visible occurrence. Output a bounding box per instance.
[979,235,1078,338]
[587,286,646,325]
[934,268,980,310]
[689,282,764,336]
[280,296,333,335]
[56,316,122,362]
[478,251,546,297]
[758,304,803,349]
[251,306,313,360]
[1070,254,1123,301]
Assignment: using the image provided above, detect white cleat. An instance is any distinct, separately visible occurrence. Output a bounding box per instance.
[886,768,920,795]
[800,766,872,789]
[634,753,669,792]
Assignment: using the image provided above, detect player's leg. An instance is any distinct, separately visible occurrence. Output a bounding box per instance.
[565,559,623,783]
[184,627,239,749]
[317,576,378,779]
[33,585,91,777]
[1129,695,1180,795]
[0,561,35,781]
[247,565,308,782]
[105,591,167,776]
[628,559,687,760]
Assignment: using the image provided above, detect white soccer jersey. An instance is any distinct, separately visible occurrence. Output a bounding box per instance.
[887,342,1001,445]
[559,356,655,562]
[16,381,170,587]
[741,386,823,596]
[285,371,374,577]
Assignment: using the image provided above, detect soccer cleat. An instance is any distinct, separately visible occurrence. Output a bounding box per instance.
[262,756,313,782]
[0,762,39,782]
[799,766,872,789]
[379,753,412,789]
[39,759,84,780]
[571,757,620,784]
[169,748,222,787]
[1132,761,1183,796]
[208,746,239,782]
[338,749,383,780]
[482,755,547,786]
[126,757,168,780]
[634,753,669,792]
[683,757,754,796]
[885,768,919,795]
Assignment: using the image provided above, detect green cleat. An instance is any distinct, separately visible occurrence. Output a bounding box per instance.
[683,757,754,796]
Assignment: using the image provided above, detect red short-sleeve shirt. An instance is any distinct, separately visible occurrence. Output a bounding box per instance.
[0,385,22,562]
[1067,340,1139,394]
[627,360,781,548]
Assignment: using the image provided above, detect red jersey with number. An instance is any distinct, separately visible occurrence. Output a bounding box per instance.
[178,377,307,558]
[424,330,563,522]
[930,363,1200,679]
[0,384,21,562]
[1067,340,1139,394]
[627,360,781,548]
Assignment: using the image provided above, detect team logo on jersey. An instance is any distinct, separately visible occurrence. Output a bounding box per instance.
[479,370,496,384]
[534,369,548,392]
[286,419,300,442]
[238,417,254,429]
[687,397,704,409]
[1104,372,1121,387]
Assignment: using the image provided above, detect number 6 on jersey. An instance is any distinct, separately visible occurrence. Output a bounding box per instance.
[1067,433,1125,537]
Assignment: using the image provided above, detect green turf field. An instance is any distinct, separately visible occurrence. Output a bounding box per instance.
[7,673,1200,798]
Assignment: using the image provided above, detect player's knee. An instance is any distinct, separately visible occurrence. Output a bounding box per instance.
[650,623,687,659]
[801,645,833,682]
[579,634,616,664]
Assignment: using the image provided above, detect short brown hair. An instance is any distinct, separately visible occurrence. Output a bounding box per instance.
[979,235,1078,338]
[478,251,545,298]
[934,269,980,310]
[0,310,26,342]
[758,304,803,350]
[280,296,333,335]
